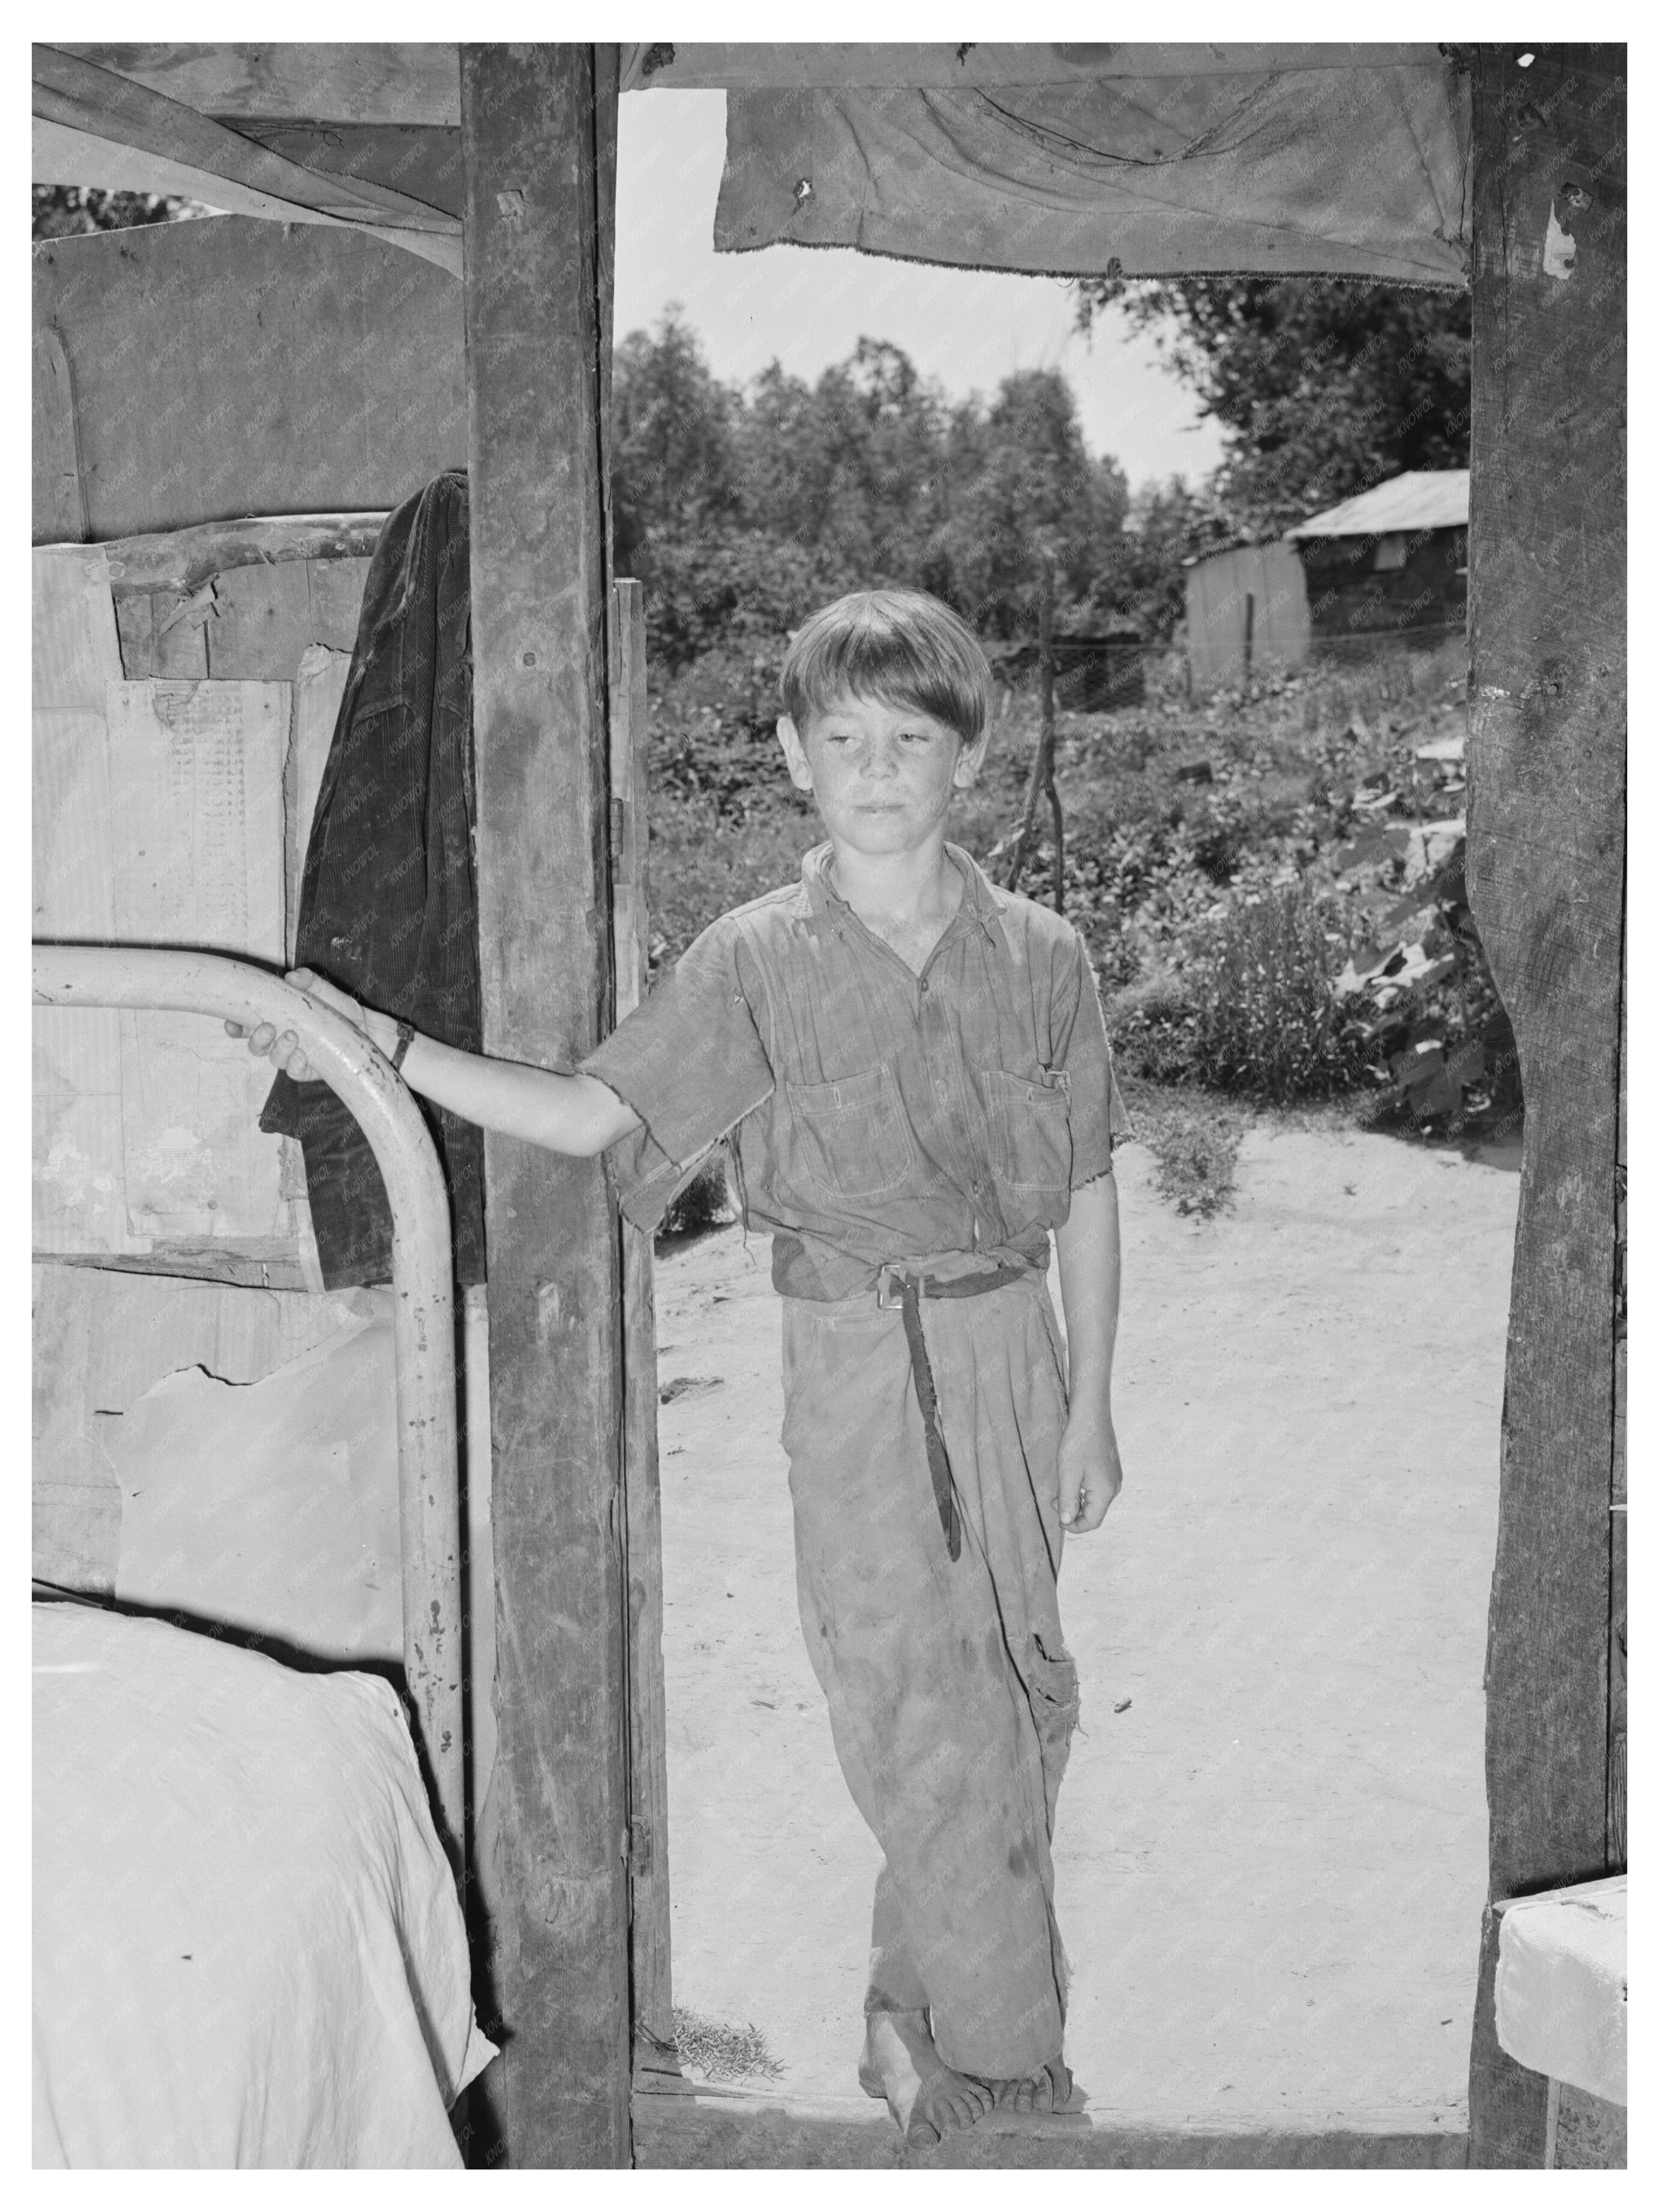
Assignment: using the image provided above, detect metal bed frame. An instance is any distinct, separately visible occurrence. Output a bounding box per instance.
[32,944,466,1884]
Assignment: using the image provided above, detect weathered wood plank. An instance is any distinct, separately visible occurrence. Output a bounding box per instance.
[49,1242,318,1291]
[1552,2082,1626,2169]
[288,644,353,963]
[59,43,463,125]
[149,589,213,677]
[95,516,386,595]
[305,556,374,650]
[112,559,368,683]
[31,118,464,279]
[203,561,312,677]
[226,121,466,221]
[610,585,649,1025]
[462,44,630,2169]
[630,41,1449,89]
[34,44,459,232]
[32,218,462,543]
[610,580,679,2084]
[33,324,86,543]
[1608,926,1626,1866]
[112,590,152,676]
[634,2093,1470,2169]
[1463,43,1626,2169]
[57,40,1448,119]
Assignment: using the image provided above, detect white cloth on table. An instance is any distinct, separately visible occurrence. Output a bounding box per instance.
[1495,1875,1626,2105]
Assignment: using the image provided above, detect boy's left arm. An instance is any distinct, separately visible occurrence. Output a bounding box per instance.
[1054,1169,1123,1533]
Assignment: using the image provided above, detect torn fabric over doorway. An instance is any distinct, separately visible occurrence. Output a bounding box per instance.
[717,60,1470,284]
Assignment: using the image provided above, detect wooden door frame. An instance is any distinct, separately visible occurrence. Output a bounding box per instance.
[460,42,631,2168]
[454,41,1626,2169]
[1462,42,1627,2168]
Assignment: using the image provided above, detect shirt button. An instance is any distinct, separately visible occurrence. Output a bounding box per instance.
[918,978,929,995]
[934,1079,948,1099]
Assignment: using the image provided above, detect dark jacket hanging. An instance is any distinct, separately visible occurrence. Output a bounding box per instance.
[261,469,486,1287]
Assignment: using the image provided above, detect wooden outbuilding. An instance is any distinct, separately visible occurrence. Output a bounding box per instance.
[31,42,1625,2170]
[1182,540,1313,691]
[1287,469,1469,656]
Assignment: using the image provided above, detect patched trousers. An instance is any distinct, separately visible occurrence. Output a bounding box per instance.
[780,1266,1079,2083]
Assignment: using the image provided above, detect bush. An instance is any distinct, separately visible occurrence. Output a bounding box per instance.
[1111,887,1370,1104]
[1120,1082,1246,1219]
[639,629,1515,1141]
[1185,888,1369,1101]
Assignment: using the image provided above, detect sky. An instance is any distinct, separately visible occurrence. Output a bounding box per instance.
[614,90,1227,493]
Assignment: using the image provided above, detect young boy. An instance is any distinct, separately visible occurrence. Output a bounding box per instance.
[238,588,1128,2143]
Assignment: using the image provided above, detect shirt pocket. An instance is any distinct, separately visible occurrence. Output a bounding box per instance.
[785,1064,915,1200]
[984,1067,1074,1195]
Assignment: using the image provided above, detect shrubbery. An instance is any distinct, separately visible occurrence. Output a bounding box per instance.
[614,317,1130,671]
[643,638,1520,1147]
[1110,886,1369,1103]
[616,279,1485,1189]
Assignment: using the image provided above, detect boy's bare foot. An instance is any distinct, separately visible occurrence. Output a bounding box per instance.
[858,2009,993,2145]
[992,2056,1075,2112]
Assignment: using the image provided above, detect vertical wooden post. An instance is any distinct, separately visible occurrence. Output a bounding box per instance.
[460,44,631,2168]
[1464,43,1626,2168]
[1006,552,1059,898]
[609,580,682,2087]
[1608,940,1626,1863]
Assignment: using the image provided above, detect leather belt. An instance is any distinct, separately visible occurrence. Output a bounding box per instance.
[876,1261,1030,1561]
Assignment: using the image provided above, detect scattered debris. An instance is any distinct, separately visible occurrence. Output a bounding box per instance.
[1114,1697,1133,1714]
[1334,938,1457,1008]
[672,2006,784,2084]
[659,1374,723,1404]
[1414,730,1466,763]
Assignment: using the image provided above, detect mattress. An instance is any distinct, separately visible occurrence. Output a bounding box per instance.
[33,1601,496,2167]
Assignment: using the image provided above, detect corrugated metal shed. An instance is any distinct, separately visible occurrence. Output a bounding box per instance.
[1287,469,1469,538]
[1184,541,1311,689]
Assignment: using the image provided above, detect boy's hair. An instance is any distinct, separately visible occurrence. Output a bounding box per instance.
[780,589,992,744]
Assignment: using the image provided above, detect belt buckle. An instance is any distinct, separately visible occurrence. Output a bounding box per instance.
[876,1266,911,1310]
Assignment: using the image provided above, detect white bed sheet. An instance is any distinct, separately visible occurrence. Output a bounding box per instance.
[33,1602,495,2168]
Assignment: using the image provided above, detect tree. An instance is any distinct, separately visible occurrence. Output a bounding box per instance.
[612,306,743,577]
[736,339,957,594]
[1089,475,1234,643]
[936,369,1127,639]
[31,186,206,238]
[1075,277,1470,538]
[611,321,1132,672]
[611,310,839,666]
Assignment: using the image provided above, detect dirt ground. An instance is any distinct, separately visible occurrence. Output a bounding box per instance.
[653,1122,1519,2137]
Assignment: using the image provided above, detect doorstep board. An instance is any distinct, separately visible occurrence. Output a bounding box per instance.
[631,2085,1470,2169]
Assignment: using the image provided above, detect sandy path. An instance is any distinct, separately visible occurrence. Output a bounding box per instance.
[653,1125,1518,2133]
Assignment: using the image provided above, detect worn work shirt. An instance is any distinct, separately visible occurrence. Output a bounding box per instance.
[581,842,1131,1301]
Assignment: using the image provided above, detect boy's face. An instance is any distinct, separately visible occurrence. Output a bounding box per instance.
[777,692,989,861]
